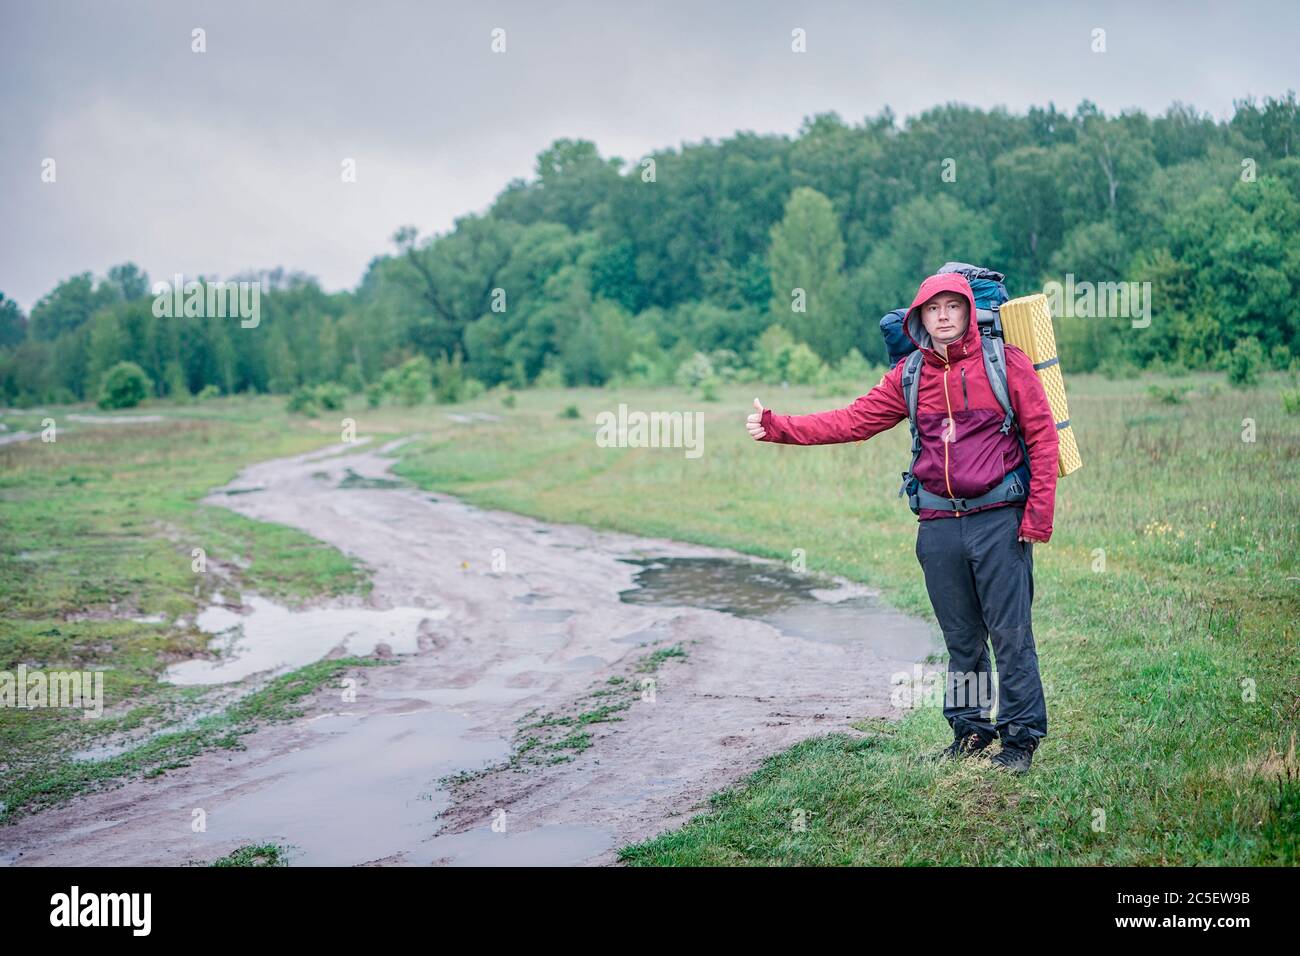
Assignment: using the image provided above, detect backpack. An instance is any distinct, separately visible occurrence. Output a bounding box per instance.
[884,263,1031,515]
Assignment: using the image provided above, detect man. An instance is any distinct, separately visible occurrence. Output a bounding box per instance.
[745,272,1059,773]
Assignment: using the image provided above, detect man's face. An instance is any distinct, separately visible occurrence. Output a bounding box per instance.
[920,292,969,345]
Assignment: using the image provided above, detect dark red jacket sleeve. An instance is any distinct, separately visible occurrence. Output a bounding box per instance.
[1004,345,1059,542]
[759,363,907,446]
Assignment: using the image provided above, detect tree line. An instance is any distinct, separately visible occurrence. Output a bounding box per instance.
[2,92,1298,407]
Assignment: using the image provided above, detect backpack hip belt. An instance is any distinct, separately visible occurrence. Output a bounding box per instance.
[900,461,1031,514]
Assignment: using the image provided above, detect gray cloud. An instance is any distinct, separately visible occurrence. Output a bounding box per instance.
[1,0,1294,310]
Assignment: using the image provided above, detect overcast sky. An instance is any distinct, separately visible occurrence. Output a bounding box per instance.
[1,0,1295,311]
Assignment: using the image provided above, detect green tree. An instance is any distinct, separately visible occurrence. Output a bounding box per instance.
[29,273,110,341]
[768,187,851,362]
[0,293,26,348]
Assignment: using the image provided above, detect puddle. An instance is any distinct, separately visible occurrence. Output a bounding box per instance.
[373,671,542,708]
[164,596,447,685]
[618,557,939,659]
[415,823,614,866]
[194,708,510,866]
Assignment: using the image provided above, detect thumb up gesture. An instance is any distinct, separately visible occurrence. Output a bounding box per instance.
[745,398,766,440]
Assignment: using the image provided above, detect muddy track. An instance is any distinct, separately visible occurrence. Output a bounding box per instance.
[0,435,942,866]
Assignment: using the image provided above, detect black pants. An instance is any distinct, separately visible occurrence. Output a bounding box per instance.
[915,504,1047,748]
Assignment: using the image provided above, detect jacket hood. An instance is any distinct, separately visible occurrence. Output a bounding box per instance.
[903,273,982,364]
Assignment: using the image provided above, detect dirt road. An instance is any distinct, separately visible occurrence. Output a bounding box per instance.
[0,435,941,866]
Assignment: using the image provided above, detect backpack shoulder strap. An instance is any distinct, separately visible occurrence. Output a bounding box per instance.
[896,349,926,502]
[900,350,924,443]
[980,337,1015,435]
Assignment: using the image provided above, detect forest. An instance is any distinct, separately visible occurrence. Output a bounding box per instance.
[2,92,1298,408]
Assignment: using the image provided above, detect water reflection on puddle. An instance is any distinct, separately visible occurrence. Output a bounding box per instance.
[193,705,611,866]
[617,557,940,659]
[194,708,508,866]
[414,824,614,866]
[164,597,447,686]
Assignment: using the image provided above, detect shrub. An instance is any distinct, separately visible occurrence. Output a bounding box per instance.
[433,351,466,404]
[534,361,565,389]
[287,386,319,416]
[675,352,715,388]
[1270,343,1293,371]
[314,383,347,411]
[785,343,826,385]
[1227,337,1265,388]
[834,347,881,384]
[1147,356,1189,378]
[501,392,517,409]
[1147,384,1193,405]
[287,383,347,415]
[97,361,152,410]
[1097,355,1140,380]
[365,382,384,408]
[624,351,657,385]
[753,325,796,382]
[706,349,745,383]
[699,378,720,402]
[560,404,580,419]
[195,384,221,402]
[1282,389,1300,415]
[622,350,675,386]
[392,356,433,406]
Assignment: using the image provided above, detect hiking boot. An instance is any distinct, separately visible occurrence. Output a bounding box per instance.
[928,725,994,762]
[990,742,1034,773]
[990,725,1039,774]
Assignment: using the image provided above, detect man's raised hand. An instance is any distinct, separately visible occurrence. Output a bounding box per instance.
[746,398,766,440]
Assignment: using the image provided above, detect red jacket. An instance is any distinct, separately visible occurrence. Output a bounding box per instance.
[758,273,1060,542]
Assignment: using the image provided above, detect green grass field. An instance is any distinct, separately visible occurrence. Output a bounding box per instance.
[2,372,1297,864]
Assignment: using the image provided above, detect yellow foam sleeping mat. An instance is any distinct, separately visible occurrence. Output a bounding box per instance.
[998,293,1083,477]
